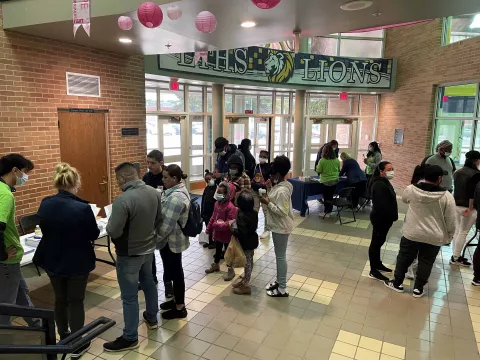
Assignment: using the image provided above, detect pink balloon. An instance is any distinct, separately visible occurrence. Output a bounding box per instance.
[118,16,133,31]
[251,0,281,9]
[167,5,182,20]
[195,11,217,33]
[137,2,163,28]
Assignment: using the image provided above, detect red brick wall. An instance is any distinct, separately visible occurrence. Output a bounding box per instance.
[0,14,146,221]
[378,19,480,188]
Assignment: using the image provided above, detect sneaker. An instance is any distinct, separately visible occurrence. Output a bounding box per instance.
[260,231,270,239]
[233,284,252,295]
[142,311,158,330]
[103,336,139,352]
[71,341,91,358]
[450,255,471,267]
[208,243,216,249]
[205,263,220,274]
[383,280,404,293]
[164,282,174,299]
[224,267,235,281]
[472,278,480,286]
[160,300,176,311]
[368,270,389,282]
[412,288,425,298]
[377,264,393,273]
[162,307,188,320]
[203,243,210,248]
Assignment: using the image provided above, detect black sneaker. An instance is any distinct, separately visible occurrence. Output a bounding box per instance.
[450,255,471,267]
[472,278,480,286]
[368,270,389,282]
[103,336,139,352]
[143,311,158,330]
[71,341,91,358]
[162,307,188,320]
[383,280,404,293]
[412,288,425,298]
[208,243,216,249]
[165,282,174,299]
[377,264,393,273]
[160,300,176,311]
[203,243,210,248]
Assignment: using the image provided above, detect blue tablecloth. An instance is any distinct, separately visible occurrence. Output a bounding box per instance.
[288,177,346,216]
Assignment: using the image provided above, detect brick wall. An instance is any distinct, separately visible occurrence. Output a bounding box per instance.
[0,13,146,221]
[378,19,480,188]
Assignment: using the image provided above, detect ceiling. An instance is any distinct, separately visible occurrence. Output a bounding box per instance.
[4,0,480,55]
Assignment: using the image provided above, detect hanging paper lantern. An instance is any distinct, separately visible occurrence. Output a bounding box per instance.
[167,5,182,20]
[118,16,133,31]
[195,11,217,33]
[339,92,348,101]
[251,0,281,10]
[137,2,163,28]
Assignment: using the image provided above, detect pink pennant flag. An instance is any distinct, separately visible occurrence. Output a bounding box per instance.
[194,51,208,65]
[73,0,91,37]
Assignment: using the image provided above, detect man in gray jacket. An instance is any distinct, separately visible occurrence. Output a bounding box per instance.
[103,162,162,352]
[384,165,456,298]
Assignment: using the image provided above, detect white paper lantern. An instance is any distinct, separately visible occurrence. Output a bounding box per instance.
[167,5,182,20]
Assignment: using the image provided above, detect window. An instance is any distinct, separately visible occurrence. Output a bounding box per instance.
[188,86,203,112]
[146,89,157,111]
[312,30,384,58]
[434,83,480,165]
[225,92,233,113]
[444,14,480,45]
[160,86,184,112]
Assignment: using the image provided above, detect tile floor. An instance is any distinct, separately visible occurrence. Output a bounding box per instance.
[15,198,480,360]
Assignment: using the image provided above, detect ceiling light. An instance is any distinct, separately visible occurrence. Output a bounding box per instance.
[241,21,256,28]
[372,12,382,17]
[119,38,132,44]
[340,0,373,11]
[470,14,480,29]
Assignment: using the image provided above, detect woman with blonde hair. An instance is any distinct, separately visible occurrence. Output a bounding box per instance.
[33,163,99,358]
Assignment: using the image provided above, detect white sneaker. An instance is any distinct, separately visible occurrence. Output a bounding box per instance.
[260,231,270,239]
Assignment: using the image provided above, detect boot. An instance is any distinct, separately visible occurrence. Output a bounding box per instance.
[205,263,220,274]
[232,278,244,289]
[233,283,252,295]
[223,266,235,281]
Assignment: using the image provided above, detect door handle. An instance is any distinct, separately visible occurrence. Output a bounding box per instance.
[99,176,108,193]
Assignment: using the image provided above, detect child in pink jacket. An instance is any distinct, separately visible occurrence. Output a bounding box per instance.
[205,181,238,281]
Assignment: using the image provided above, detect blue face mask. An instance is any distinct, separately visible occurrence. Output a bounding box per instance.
[15,170,28,186]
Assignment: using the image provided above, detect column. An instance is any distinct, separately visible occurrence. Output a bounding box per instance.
[293,90,306,177]
[212,84,225,140]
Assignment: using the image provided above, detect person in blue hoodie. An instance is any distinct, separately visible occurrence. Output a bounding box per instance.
[213,137,245,181]
[339,152,367,208]
[251,150,272,239]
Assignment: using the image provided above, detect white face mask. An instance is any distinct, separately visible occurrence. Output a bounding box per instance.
[259,158,267,164]
[368,147,374,152]
[444,152,451,157]
[332,146,337,151]
[214,193,224,201]
[15,171,28,186]
[386,171,394,180]
[229,169,238,176]
[208,179,215,187]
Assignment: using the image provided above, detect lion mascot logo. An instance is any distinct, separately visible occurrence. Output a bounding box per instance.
[264,50,294,84]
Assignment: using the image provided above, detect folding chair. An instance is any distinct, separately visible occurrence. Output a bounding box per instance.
[19,213,42,276]
[330,187,356,225]
[462,226,479,259]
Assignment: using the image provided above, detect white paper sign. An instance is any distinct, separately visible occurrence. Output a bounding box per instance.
[104,204,113,219]
[90,204,101,217]
[72,0,91,37]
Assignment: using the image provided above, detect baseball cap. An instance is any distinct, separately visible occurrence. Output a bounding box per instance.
[214,137,229,153]
[424,164,446,182]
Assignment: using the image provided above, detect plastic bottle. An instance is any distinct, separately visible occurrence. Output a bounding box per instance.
[34,225,42,238]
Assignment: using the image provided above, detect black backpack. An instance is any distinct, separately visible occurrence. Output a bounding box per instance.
[180,197,203,237]
[411,154,456,184]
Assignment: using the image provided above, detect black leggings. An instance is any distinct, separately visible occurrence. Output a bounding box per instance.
[214,241,224,264]
[160,244,185,305]
[351,181,367,208]
[369,221,393,271]
[322,184,336,213]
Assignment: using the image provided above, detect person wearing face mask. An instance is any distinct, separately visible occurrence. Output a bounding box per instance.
[103,162,162,352]
[213,137,245,180]
[385,165,456,298]
[368,161,398,282]
[364,141,382,182]
[450,150,480,266]
[425,140,455,192]
[227,154,251,198]
[0,154,39,328]
[252,150,272,239]
[201,170,217,249]
[314,139,339,169]
[205,182,238,281]
[33,163,100,357]
[239,139,256,180]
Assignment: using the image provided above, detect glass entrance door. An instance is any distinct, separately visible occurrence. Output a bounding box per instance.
[228,117,271,160]
[305,118,358,176]
[158,118,183,167]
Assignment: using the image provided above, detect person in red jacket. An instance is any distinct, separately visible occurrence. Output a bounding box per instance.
[205,182,238,281]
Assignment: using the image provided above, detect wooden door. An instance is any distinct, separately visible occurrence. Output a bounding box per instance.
[58,110,109,210]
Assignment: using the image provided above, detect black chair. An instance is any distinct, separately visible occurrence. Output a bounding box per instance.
[462,226,479,259]
[19,214,41,236]
[328,187,356,225]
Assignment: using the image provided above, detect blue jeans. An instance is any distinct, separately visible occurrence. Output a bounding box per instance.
[272,233,289,290]
[0,263,41,327]
[116,254,158,341]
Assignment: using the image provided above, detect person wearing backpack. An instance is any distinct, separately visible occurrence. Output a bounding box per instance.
[156,165,190,320]
[425,140,455,192]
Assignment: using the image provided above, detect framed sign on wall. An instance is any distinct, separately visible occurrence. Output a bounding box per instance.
[394,128,404,145]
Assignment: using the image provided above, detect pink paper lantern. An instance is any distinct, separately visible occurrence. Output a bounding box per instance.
[137,2,163,28]
[167,5,182,20]
[339,92,348,101]
[251,0,281,9]
[195,11,217,33]
[118,16,133,31]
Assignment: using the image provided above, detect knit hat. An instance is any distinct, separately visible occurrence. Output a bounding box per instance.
[227,154,244,173]
[436,140,452,152]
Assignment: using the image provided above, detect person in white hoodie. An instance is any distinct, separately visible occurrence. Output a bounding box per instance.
[385,165,456,298]
[260,155,294,297]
